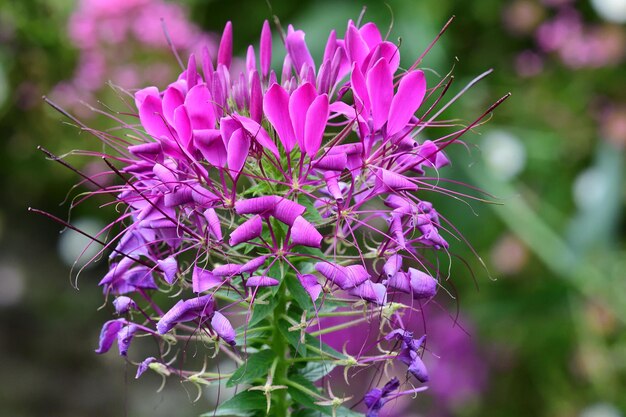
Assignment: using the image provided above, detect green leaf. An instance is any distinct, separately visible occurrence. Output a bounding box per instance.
[248,295,276,327]
[299,361,337,382]
[304,333,346,360]
[285,273,314,310]
[287,374,330,415]
[203,390,266,417]
[227,350,276,387]
[298,194,325,225]
[277,317,307,356]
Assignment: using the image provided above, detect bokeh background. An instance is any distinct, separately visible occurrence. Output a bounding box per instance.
[1,0,625,416]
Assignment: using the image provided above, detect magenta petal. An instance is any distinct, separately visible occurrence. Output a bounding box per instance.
[343,265,370,288]
[212,263,241,277]
[195,129,227,167]
[162,86,184,126]
[218,21,233,68]
[246,275,280,287]
[186,54,198,88]
[173,105,192,148]
[240,255,268,274]
[139,95,172,140]
[359,22,383,49]
[285,29,315,74]
[211,312,236,345]
[237,116,279,158]
[345,22,369,68]
[387,70,426,137]
[193,266,223,293]
[408,267,437,299]
[250,71,263,123]
[185,84,216,130]
[383,254,403,278]
[229,215,263,246]
[315,153,347,171]
[376,168,418,191]
[272,198,306,225]
[134,86,159,109]
[348,280,387,305]
[227,128,250,176]
[297,274,322,302]
[157,294,214,334]
[304,94,329,157]
[153,163,178,190]
[157,256,178,284]
[366,58,393,131]
[235,196,277,216]
[323,171,344,202]
[385,271,412,293]
[260,20,272,78]
[289,82,317,149]
[113,296,136,314]
[350,63,370,115]
[291,216,323,248]
[264,83,296,152]
[203,208,223,241]
[315,261,347,285]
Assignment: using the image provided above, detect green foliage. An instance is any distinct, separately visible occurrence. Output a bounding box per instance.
[227,350,276,387]
[203,391,267,417]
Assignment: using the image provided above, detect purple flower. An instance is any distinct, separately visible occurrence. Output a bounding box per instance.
[156,294,214,334]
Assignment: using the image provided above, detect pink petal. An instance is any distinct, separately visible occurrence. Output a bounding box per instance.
[227,128,250,176]
[186,54,198,89]
[323,171,344,202]
[162,86,184,126]
[217,21,233,68]
[138,95,172,140]
[314,153,347,171]
[229,215,263,246]
[304,94,329,157]
[201,46,214,87]
[173,105,192,148]
[350,63,370,115]
[249,71,263,123]
[236,116,279,158]
[345,21,369,68]
[185,84,216,130]
[260,20,272,78]
[264,83,300,153]
[363,41,400,75]
[359,22,383,49]
[387,70,426,137]
[289,83,317,150]
[246,45,256,74]
[195,129,227,167]
[291,216,323,248]
[366,58,393,131]
[134,86,159,109]
[246,275,280,287]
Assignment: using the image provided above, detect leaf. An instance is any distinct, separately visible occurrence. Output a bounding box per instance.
[278,317,307,356]
[248,295,276,327]
[298,194,325,225]
[227,350,276,387]
[304,333,346,360]
[285,273,314,310]
[287,374,330,415]
[203,390,266,417]
[299,361,336,382]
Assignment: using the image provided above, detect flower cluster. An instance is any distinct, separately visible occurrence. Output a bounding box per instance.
[48,17,502,417]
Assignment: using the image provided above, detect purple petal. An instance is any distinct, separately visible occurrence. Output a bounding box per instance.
[212,263,241,277]
[193,266,224,293]
[153,163,178,190]
[229,215,263,246]
[236,115,280,158]
[128,142,162,159]
[203,208,223,241]
[315,261,347,285]
[185,84,216,130]
[291,216,323,248]
[408,268,438,299]
[201,46,214,86]
[289,82,317,149]
[383,254,403,278]
[173,105,192,148]
[136,357,156,378]
[95,319,125,354]
[186,54,198,89]
[235,196,277,216]
[260,20,272,78]
[324,171,344,202]
[134,86,159,109]
[272,198,306,225]
[246,45,257,74]
[350,63,370,115]
[264,83,296,152]
[387,70,426,137]
[249,71,263,123]
[315,153,347,171]
[195,129,227,167]
[419,140,450,169]
[227,128,250,176]
[246,275,280,287]
[385,271,411,293]
[297,274,322,302]
[211,312,236,345]
[240,255,268,274]
[285,29,315,74]
[157,256,178,285]
[348,280,387,305]
[156,294,214,334]
[304,94,329,157]
[217,21,233,68]
[408,353,429,383]
[343,265,371,289]
[366,58,393,131]
[113,296,136,314]
[345,22,369,69]
[117,324,138,356]
[163,187,193,207]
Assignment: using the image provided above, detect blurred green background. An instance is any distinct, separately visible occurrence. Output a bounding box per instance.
[0,0,625,416]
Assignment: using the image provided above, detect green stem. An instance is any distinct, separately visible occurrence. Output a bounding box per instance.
[272,282,290,417]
